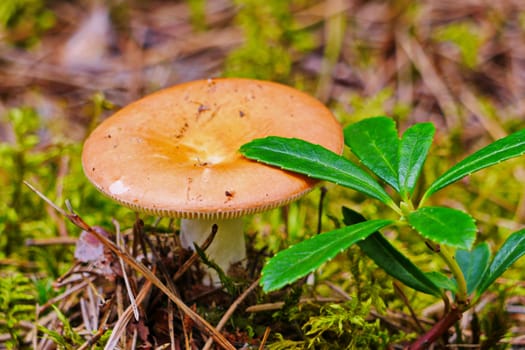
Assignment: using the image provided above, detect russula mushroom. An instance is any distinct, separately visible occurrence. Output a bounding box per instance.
[82,78,343,284]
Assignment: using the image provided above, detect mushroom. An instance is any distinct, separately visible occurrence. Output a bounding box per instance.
[82,78,343,284]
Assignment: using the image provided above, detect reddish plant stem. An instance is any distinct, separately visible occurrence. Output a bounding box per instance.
[407,306,463,350]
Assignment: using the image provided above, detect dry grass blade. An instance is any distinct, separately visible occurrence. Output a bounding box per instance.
[397,30,460,128]
[24,181,236,350]
[105,278,153,350]
[114,219,139,321]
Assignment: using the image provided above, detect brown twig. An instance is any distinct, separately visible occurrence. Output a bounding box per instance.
[394,281,426,333]
[172,224,218,282]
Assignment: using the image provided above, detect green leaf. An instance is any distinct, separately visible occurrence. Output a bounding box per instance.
[423,128,525,200]
[398,123,435,197]
[359,234,443,296]
[425,271,457,293]
[240,136,394,205]
[344,117,400,191]
[456,242,491,295]
[260,219,393,292]
[407,207,477,250]
[342,207,442,296]
[477,229,525,296]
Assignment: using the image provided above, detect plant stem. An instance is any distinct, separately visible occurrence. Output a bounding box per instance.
[408,305,462,350]
[438,245,468,306]
[388,201,403,216]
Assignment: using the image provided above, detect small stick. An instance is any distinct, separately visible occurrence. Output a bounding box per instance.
[394,281,425,333]
[168,301,177,350]
[172,224,218,282]
[25,237,77,246]
[38,277,94,314]
[258,327,271,350]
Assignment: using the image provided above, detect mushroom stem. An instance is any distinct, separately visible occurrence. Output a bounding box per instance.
[180,217,246,284]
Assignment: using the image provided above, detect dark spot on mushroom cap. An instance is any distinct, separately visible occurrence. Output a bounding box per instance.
[198,104,210,113]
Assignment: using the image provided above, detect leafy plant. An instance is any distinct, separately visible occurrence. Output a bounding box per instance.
[240,116,525,347]
[0,273,36,349]
[38,305,84,349]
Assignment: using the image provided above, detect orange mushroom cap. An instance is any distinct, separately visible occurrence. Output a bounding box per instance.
[82,78,344,219]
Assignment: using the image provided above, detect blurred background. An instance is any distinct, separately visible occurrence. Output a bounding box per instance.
[0,0,524,348]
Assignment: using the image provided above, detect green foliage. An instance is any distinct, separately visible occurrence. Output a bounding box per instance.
[343,208,442,296]
[223,0,314,82]
[407,206,477,250]
[345,117,401,192]
[421,127,525,202]
[260,219,393,291]
[476,229,525,297]
[0,273,36,349]
[0,0,55,46]
[38,305,84,349]
[240,137,395,208]
[456,243,491,295]
[240,116,525,306]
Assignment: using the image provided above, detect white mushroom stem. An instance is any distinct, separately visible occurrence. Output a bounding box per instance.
[179,217,246,284]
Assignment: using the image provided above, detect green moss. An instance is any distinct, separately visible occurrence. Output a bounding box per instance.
[223,0,314,82]
[0,106,130,268]
[269,298,411,349]
[0,273,36,349]
[433,21,483,69]
[0,0,55,47]
[186,0,207,31]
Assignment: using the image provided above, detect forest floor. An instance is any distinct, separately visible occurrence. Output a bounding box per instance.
[1,0,525,349]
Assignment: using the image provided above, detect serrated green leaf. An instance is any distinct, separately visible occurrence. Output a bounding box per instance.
[240,136,394,205]
[456,242,490,295]
[342,207,442,296]
[477,229,525,296]
[423,128,525,201]
[408,207,477,249]
[344,117,400,191]
[398,123,435,197]
[260,219,393,292]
